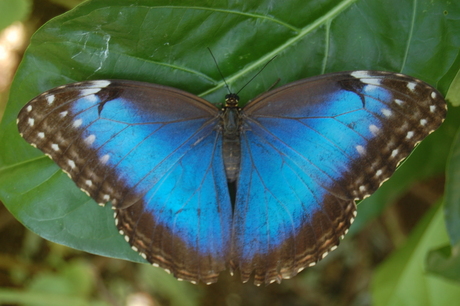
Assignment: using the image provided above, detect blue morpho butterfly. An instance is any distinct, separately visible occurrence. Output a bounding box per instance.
[17,68,446,285]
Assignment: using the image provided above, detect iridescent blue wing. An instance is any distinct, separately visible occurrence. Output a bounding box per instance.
[232,71,446,285]
[17,80,232,284]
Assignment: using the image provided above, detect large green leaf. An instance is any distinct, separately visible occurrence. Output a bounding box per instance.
[425,243,460,283]
[0,0,459,268]
[445,118,460,246]
[423,107,460,283]
[446,69,460,106]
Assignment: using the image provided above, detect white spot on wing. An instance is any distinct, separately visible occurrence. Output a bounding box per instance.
[85,94,99,103]
[406,131,414,139]
[103,194,110,202]
[26,105,32,112]
[84,134,96,146]
[407,82,417,92]
[391,149,399,158]
[51,144,59,151]
[420,119,427,126]
[430,105,436,112]
[73,118,83,128]
[369,124,379,135]
[90,80,111,88]
[361,78,381,86]
[356,145,366,155]
[37,132,45,138]
[431,91,436,99]
[100,154,110,164]
[394,99,403,106]
[59,111,68,118]
[359,185,366,192]
[28,118,34,126]
[85,180,92,187]
[67,159,76,169]
[376,169,383,176]
[381,108,392,117]
[81,88,102,96]
[47,95,55,105]
[350,71,370,78]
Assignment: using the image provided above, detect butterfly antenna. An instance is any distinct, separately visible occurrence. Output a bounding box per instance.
[208,47,232,94]
[236,55,277,95]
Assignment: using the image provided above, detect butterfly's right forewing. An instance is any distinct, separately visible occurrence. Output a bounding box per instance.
[17,80,233,284]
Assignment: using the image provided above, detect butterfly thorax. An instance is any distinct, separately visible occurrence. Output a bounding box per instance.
[222,93,241,183]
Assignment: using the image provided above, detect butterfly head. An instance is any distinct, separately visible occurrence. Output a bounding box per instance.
[224,93,240,108]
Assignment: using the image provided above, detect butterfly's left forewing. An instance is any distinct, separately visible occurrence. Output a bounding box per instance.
[17,80,232,284]
[232,71,446,285]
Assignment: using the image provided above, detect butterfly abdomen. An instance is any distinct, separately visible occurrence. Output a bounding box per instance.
[222,135,241,183]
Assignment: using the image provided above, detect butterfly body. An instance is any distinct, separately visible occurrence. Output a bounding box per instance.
[17,71,446,285]
[221,94,241,183]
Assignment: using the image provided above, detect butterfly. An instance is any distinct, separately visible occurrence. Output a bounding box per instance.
[17,70,446,285]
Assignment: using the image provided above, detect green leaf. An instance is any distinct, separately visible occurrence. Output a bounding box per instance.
[425,106,460,283]
[139,265,202,306]
[0,0,31,31]
[27,260,94,297]
[1,0,459,266]
[372,202,460,306]
[0,260,109,306]
[445,123,460,245]
[426,243,460,282]
[446,68,460,106]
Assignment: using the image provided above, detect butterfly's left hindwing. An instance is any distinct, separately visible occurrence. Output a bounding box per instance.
[232,71,446,285]
[17,80,232,284]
